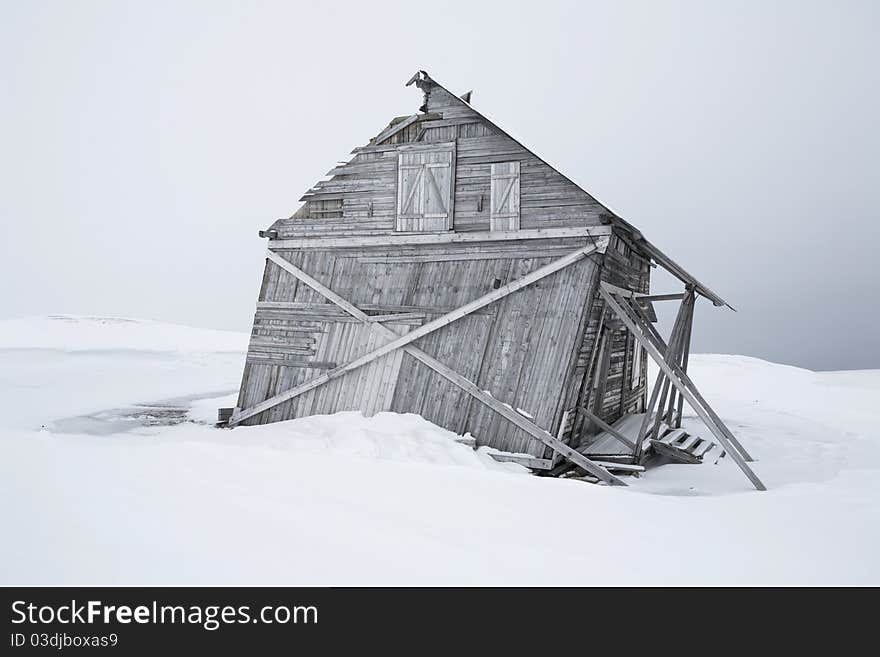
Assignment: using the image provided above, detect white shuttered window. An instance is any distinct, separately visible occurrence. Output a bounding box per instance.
[396,142,455,232]
[490,161,520,231]
[631,339,643,390]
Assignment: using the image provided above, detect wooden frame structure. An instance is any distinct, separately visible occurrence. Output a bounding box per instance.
[228,70,765,490]
[597,285,765,490]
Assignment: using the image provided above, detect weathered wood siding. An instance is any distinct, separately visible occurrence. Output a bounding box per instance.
[271,83,613,239]
[236,239,601,458]
[558,230,651,449]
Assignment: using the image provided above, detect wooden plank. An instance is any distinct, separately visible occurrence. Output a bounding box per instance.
[354,248,575,264]
[370,114,420,145]
[256,301,474,317]
[674,291,695,428]
[592,461,645,473]
[660,428,687,445]
[659,291,693,426]
[678,433,701,451]
[396,140,457,152]
[651,440,702,464]
[575,407,636,451]
[692,439,716,458]
[268,226,612,250]
[639,293,686,302]
[488,452,553,470]
[598,287,766,491]
[597,281,646,298]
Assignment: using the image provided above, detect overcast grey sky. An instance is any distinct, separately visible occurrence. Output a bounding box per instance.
[1,0,877,370]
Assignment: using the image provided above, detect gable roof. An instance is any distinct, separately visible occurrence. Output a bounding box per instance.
[407,71,730,309]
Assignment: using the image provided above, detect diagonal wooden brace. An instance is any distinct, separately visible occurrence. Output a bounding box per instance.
[598,285,766,491]
[616,288,754,462]
[230,238,625,485]
[576,407,636,451]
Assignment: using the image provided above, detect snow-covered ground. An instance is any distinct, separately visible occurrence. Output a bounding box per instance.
[1,315,877,585]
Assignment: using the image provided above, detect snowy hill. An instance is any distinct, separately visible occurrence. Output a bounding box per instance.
[0,315,878,585]
[0,315,248,353]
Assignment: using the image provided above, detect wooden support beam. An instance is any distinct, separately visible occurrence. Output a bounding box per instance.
[637,293,686,302]
[616,290,754,463]
[632,294,690,460]
[405,348,625,484]
[229,242,624,485]
[649,294,692,442]
[635,367,665,458]
[673,292,695,428]
[575,407,636,451]
[369,114,420,145]
[599,282,647,298]
[488,453,553,470]
[598,286,766,491]
[661,293,693,427]
[267,226,612,250]
[592,461,645,473]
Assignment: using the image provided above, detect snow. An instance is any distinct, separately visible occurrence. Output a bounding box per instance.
[1,315,878,585]
[1,315,247,431]
[0,314,247,353]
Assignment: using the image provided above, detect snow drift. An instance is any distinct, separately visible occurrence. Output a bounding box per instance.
[1,315,878,585]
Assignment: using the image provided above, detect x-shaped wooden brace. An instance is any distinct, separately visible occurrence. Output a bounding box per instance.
[229,237,627,486]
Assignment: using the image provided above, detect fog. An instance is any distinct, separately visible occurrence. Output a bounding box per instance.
[1,0,877,370]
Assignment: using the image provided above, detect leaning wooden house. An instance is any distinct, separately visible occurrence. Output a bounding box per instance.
[227,71,764,490]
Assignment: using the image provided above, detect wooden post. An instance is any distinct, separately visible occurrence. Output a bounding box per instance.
[673,289,695,428]
[634,367,665,461]
[648,294,691,442]
[615,290,755,462]
[633,293,690,460]
[659,290,693,427]
[599,286,765,491]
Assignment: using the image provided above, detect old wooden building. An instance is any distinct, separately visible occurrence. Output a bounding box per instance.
[227,71,764,490]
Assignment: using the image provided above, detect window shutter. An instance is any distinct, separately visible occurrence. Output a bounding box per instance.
[396,143,455,232]
[631,339,643,390]
[490,161,520,231]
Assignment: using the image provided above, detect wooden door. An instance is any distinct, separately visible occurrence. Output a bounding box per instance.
[396,142,455,231]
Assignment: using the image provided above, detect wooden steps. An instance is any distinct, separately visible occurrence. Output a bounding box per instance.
[549,411,719,482]
[593,461,644,473]
[650,427,716,464]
